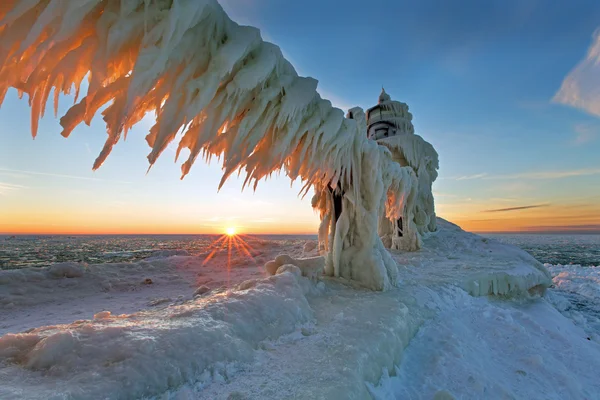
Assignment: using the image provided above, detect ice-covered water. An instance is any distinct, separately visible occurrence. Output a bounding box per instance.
[484,233,600,266]
[0,234,317,270]
[3,233,596,270]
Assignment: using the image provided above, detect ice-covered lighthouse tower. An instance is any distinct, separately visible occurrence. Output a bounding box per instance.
[314,89,439,257]
[366,88,415,140]
[367,88,439,250]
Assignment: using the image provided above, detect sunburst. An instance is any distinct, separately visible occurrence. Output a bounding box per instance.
[201,229,261,289]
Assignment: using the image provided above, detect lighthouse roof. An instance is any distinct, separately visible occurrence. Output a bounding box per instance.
[378,87,391,103]
[366,89,414,135]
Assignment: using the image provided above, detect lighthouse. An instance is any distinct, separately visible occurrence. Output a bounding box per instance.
[366,88,415,140]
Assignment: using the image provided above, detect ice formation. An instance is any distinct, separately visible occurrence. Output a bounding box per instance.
[0,0,437,290]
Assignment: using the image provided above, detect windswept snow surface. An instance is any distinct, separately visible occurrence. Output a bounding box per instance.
[369,288,600,400]
[1,219,599,400]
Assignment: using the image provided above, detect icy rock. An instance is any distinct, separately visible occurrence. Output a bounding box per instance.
[47,263,85,279]
[238,280,258,291]
[264,260,280,276]
[265,254,324,280]
[148,298,172,306]
[276,264,302,277]
[193,286,211,297]
[303,241,317,253]
[93,311,112,320]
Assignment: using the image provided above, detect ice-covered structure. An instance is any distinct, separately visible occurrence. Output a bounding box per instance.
[313,90,439,267]
[0,0,437,290]
[368,89,439,246]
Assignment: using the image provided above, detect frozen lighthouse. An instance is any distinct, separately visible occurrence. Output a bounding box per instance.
[366,88,415,140]
[315,89,439,253]
[367,89,439,251]
[308,89,440,289]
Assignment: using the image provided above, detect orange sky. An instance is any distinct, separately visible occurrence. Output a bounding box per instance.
[2,194,600,235]
[439,201,600,233]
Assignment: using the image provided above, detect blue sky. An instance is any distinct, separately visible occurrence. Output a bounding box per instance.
[1,0,600,234]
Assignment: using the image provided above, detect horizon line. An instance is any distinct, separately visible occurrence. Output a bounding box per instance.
[474,230,600,235]
[2,230,600,236]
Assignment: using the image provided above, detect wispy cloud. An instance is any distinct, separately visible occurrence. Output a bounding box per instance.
[484,204,550,213]
[0,182,26,195]
[553,28,600,117]
[573,124,599,145]
[493,169,600,180]
[489,197,522,203]
[0,167,131,184]
[452,168,600,181]
[455,173,488,181]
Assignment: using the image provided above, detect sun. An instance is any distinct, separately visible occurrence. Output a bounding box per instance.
[225,226,237,236]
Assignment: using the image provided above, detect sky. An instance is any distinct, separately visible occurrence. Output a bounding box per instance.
[1,0,600,235]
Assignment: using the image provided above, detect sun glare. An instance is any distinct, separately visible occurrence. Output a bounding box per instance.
[225,227,237,236]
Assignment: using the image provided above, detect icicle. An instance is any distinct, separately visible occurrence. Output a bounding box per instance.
[1,0,440,291]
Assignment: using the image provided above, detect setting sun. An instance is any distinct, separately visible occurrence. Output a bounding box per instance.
[225,227,237,236]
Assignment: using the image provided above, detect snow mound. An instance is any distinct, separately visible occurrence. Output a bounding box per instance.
[264,254,324,280]
[392,219,552,298]
[369,288,600,400]
[0,272,313,400]
[47,262,85,278]
[172,280,424,400]
[463,269,549,297]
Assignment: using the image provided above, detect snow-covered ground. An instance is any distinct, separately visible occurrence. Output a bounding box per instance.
[1,219,599,400]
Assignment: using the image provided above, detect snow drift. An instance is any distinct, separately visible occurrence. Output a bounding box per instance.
[0,272,315,400]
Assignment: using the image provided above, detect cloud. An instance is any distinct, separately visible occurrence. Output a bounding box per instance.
[484,204,550,213]
[553,28,600,117]
[489,197,522,203]
[495,169,600,180]
[453,168,600,181]
[0,182,26,195]
[0,167,131,184]
[455,173,488,181]
[573,124,599,145]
